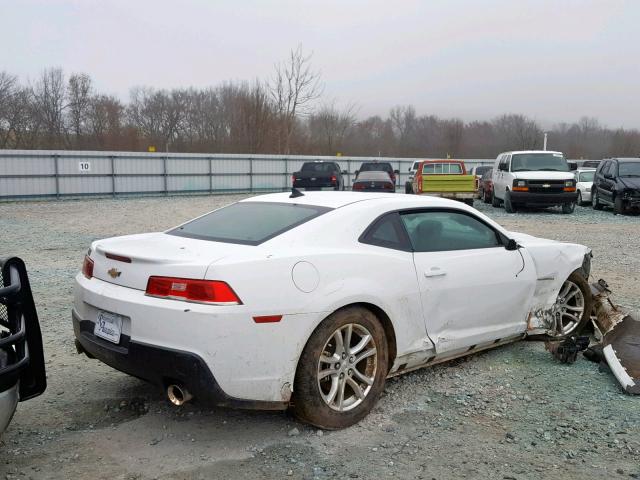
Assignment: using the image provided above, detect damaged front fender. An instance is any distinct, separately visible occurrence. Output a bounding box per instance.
[590,280,640,394]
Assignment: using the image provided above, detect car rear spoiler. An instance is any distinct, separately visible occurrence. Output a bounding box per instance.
[0,257,46,400]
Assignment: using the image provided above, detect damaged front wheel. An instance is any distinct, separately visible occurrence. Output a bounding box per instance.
[547,272,593,339]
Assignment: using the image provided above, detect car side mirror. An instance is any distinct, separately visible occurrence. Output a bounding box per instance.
[505,239,519,251]
[604,173,613,179]
[569,163,577,171]
[341,170,348,175]
[408,167,412,172]
[394,169,400,174]
[355,170,359,175]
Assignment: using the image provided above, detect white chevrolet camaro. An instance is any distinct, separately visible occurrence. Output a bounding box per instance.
[73,192,593,429]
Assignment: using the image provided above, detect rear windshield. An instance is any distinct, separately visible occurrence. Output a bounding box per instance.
[474,166,492,176]
[301,163,336,173]
[169,202,331,245]
[511,153,569,172]
[360,163,393,173]
[619,162,640,177]
[422,163,463,174]
[579,171,595,182]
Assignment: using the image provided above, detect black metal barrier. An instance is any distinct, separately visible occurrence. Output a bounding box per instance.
[0,257,46,400]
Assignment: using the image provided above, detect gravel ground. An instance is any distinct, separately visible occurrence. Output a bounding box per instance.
[0,194,639,480]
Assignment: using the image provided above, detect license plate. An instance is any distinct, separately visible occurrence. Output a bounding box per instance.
[94,310,123,344]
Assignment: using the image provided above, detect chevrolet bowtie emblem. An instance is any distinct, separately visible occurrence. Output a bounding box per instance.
[542,183,551,188]
[108,268,121,278]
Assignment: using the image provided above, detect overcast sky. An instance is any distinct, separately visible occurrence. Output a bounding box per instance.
[2,0,639,128]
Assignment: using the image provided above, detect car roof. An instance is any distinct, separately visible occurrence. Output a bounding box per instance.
[576,168,596,172]
[355,171,392,181]
[609,157,640,162]
[244,191,459,209]
[501,150,563,155]
[421,159,463,164]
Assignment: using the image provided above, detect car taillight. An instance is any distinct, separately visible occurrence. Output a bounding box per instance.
[145,276,242,305]
[330,175,337,183]
[353,183,365,190]
[291,175,296,184]
[82,255,94,279]
[416,172,422,193]
[384,183,394,190]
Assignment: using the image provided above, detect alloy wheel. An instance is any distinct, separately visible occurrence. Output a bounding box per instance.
[555,280,585,335]
[317,323,377,412]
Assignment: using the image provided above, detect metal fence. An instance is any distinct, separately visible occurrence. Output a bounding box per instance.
[0,150,494,200]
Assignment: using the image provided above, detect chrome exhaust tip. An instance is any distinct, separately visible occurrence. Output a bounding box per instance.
[166,384,193,406]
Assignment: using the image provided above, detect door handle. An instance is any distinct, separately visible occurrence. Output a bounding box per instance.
[424,267,447,277]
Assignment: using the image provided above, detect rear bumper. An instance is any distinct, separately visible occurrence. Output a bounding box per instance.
[72,311,287,410]
[73,274,325,405]
[418,192,476,199]
[293,183,338,190]
[510,191,578,205]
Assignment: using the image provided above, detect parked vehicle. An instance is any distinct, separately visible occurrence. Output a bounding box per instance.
[491,150,578,214]
[592,157,640,214]
[353,171,396,192]
[411,160,476,206]
[73,191,593,429]
[478,168,494,204]
[292,161,346,191]
[1,257,46,436]
[581,160,601,169]
[405,161,421,194]
[471,165,493,198]
[575,168,596,205]
[356,162,399,186]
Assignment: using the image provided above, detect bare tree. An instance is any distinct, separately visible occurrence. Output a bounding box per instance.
[87,94,125,149]
[308,101,357,154]
[32,68,67,148]
[66,73,93,147]
[128,87,186,151]
[270,45,323,153]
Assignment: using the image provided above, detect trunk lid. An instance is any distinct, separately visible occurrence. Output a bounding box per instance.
[90,232,247,290]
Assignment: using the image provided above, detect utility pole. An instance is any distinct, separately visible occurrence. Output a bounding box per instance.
[543,132,548,151]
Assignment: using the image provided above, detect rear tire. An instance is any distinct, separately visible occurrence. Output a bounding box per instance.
[577,191,583,206]
[504,190,516,213]
[464,199,474,207]
[592,189,603,210]
[405,182,413,194]
[491,190,501,208]
[292,307,388,430]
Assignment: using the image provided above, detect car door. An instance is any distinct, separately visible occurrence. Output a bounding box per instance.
[601,161,616,204]
[400,209,536,354]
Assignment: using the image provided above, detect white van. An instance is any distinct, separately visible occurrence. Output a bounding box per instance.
[491,150,578,214]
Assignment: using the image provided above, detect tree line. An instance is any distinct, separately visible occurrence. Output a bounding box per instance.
[1,48,639,159]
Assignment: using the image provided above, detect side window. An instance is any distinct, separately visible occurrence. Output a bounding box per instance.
[360,213,409,251]
[601,161,611,177]
[450,164,462,174]
[400,210,502,252]
[498,155,508,172]
[423,163,435,174]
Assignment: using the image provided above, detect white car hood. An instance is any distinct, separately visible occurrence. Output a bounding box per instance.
[512,171,574,180]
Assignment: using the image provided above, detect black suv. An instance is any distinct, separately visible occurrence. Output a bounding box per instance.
[592,157,640,214]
